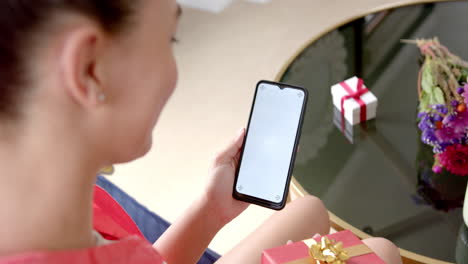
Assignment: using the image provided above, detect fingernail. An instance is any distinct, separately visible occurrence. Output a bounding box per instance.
[237,128,245,136]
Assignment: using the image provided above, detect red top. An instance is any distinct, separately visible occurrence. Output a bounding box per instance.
[92,185,145,240]
[0,186,165,264]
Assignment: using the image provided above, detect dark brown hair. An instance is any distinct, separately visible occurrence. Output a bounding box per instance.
[0,0,136,120]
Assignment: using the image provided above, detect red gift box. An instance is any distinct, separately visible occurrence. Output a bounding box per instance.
[262,230,385,264]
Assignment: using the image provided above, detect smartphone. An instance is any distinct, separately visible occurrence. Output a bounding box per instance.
[233,80,308,210]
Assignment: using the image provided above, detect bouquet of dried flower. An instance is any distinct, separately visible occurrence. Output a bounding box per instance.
[406,38,468,176]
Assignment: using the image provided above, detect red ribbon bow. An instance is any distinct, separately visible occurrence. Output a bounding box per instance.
[339,78,369,125]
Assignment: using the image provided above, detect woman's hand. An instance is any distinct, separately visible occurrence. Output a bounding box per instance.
[154,129,248,263]
[203,128,249,226]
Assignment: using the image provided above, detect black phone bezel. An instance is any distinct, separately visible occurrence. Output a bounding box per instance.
[232,80,309,210]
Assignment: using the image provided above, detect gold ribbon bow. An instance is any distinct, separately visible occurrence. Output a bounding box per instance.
[309,237,350,264]
[286,237,372,264]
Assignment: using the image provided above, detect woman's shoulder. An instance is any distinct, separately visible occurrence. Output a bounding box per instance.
[0,236,166,264]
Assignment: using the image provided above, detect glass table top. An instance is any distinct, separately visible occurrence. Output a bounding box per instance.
[280,1,468,262]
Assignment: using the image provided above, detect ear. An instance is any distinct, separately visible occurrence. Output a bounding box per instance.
[60,28,105,108]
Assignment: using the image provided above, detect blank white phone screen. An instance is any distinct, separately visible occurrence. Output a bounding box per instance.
[236,83,305,203]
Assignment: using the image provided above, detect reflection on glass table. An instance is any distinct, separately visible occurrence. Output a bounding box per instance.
[279,1,468,263]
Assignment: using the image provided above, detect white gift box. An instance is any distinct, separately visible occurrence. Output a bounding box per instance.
[331,76,378,125]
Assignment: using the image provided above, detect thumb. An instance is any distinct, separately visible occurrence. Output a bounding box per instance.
[212,128,245,167]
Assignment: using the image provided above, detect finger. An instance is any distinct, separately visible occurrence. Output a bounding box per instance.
[232,146,243,168]
[231,129,247,165]
[213,128,245,166]
[295,145,300,155]
[286,240,293,245]
[232,128,246,151]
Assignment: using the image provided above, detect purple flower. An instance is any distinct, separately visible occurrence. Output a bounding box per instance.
[432,165,442,174]
[418,120,431,130]
[439,142,452,152]
[433,115,443,122]
[431,104,448,114]
[433,146,444,153]
[422,130,437,144]
[443,114,456,125]
[457,86,465,94]
[416,106,468,153]
[435,126,464,143]
[451,100,459,107]
[418,113,434,130]
[451,110,468,133]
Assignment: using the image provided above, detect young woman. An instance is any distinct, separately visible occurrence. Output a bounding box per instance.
[0,0,403,263]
